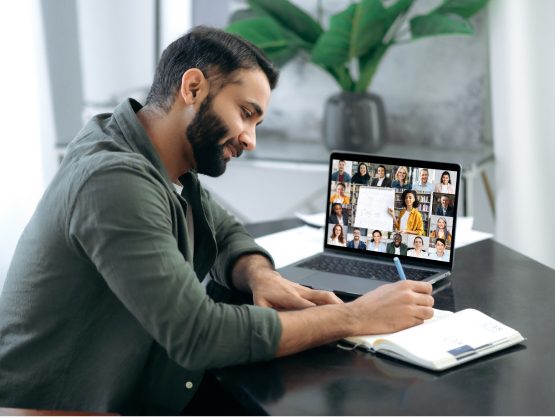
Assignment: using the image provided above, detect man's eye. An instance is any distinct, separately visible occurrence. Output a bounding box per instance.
[242,107,253,118]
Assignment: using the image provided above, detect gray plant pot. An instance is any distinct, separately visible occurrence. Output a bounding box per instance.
[322,92,388,152]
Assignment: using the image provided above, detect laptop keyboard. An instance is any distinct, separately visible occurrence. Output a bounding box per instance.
[298,254,435,282]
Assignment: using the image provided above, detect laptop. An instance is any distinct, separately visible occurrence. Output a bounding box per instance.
[278,151,461,296]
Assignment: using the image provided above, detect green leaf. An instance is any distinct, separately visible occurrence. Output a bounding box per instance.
[356,44,388,92]
[311,4,356,68]
[247,0,323,46]
[351,0,413,58]
[227,17,299,66]
[410,12,474,38]
[436,0,489,19]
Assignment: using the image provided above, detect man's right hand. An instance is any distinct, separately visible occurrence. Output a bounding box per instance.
[275,280,434,357]
[349,280,434,336]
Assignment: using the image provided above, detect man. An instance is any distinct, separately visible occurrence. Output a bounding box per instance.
[329,182,350,204]
[347,228,366,250]
[331,160,351,182]
[386,233,409,256]
[329,203,347,225]
[0,27,433,415]
[370,164,392,187]
[429,238,448,261]
[413,168,433,192]
[435,195,454,216]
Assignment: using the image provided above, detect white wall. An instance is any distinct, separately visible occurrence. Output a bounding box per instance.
[489,0,555,269]
[0,1,46,290]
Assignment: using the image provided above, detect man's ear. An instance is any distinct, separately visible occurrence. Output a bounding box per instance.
[179,68,208,105]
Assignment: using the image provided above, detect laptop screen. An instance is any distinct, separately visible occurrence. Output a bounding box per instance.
[325,152,461,267]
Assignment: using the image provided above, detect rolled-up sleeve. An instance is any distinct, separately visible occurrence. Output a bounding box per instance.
[68,164,281,370]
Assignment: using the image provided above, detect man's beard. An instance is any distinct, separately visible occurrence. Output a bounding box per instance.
[186,95,232,177]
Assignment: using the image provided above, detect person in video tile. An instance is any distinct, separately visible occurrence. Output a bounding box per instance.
[407,236,428,258]
[368,230,387,252]
[435,195,454,217]
[370,165,392,187]
[330,182,350,204]
[329,203,347,225]
[351,163,371,185]
[388,190,424,235]
[347,228,366,250]
[331,160,352,183]
[429,238,448,261]
[328,224,346,247]
[386,233,408,256]
[391,166,411,190]
[435,170,455,194]
[413,168,433,192]
[430,217,452,245]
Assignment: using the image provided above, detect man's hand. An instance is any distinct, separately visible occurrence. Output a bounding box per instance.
[231,254,342,310]
[250,270,343,310]
[349,280,434,335]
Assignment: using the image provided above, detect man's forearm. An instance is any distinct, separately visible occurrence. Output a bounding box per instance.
[276,304,357,357]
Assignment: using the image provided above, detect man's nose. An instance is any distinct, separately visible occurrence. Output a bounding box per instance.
[239,127,256,151]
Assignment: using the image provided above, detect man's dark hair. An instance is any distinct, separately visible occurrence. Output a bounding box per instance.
[146,26,279,112]
[436,238,446,246]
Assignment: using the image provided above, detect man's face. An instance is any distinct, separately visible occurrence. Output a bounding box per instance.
[393,234,402,247]
[420,170,428,183]
[187,69,270,177]
[338,161,345,173]
[353,230,360,241]
[436,240,445,255]
[441,196,449,207]
[377,167,385,178]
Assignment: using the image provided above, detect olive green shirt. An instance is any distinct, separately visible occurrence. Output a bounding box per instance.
[0,99,281,415]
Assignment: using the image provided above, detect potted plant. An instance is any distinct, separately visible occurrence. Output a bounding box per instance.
[227,0,489,152]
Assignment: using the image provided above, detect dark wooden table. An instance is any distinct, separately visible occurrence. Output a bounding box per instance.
[213,219,555,415]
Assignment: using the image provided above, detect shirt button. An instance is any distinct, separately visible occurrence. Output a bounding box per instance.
[185,381,193,389]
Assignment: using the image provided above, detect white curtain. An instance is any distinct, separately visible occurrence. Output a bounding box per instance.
[489,0,555,270]
[0,1,49,289]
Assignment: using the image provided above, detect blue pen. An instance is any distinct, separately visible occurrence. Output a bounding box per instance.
[393,257,407,280]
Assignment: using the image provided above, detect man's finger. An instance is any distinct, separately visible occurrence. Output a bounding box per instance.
[300,287,343,305]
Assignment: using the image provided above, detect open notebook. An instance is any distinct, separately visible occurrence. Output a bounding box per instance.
[343,309,525,371]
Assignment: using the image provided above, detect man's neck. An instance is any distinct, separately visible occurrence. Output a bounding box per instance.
[138,104,194,182]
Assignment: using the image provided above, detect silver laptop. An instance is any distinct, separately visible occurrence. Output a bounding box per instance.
[279,151,461,296]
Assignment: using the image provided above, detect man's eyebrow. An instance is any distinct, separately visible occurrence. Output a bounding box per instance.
[247,101,264,118]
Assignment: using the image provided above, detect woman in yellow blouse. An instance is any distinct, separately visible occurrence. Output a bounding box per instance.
[388,190,424,235]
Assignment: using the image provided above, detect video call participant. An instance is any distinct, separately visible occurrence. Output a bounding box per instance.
[328,224,346,247]
[388,190,424,235]
[351,163,371,185]
[391,166,411,190]
[435,170,455,193]
[370,165,392,187]
[368,230,386,252]
[429,217,452,245]
[429,238,448,261]
[331,160,352,183]
[330,182,350,204]
[435,195,454,217]
[413,168,433,192]
[407,236,427,258]
[329,203,347,225]
[347,228,366,250]
[386,233,408,256]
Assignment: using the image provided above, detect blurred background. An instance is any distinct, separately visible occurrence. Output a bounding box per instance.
[1,0,554,290]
